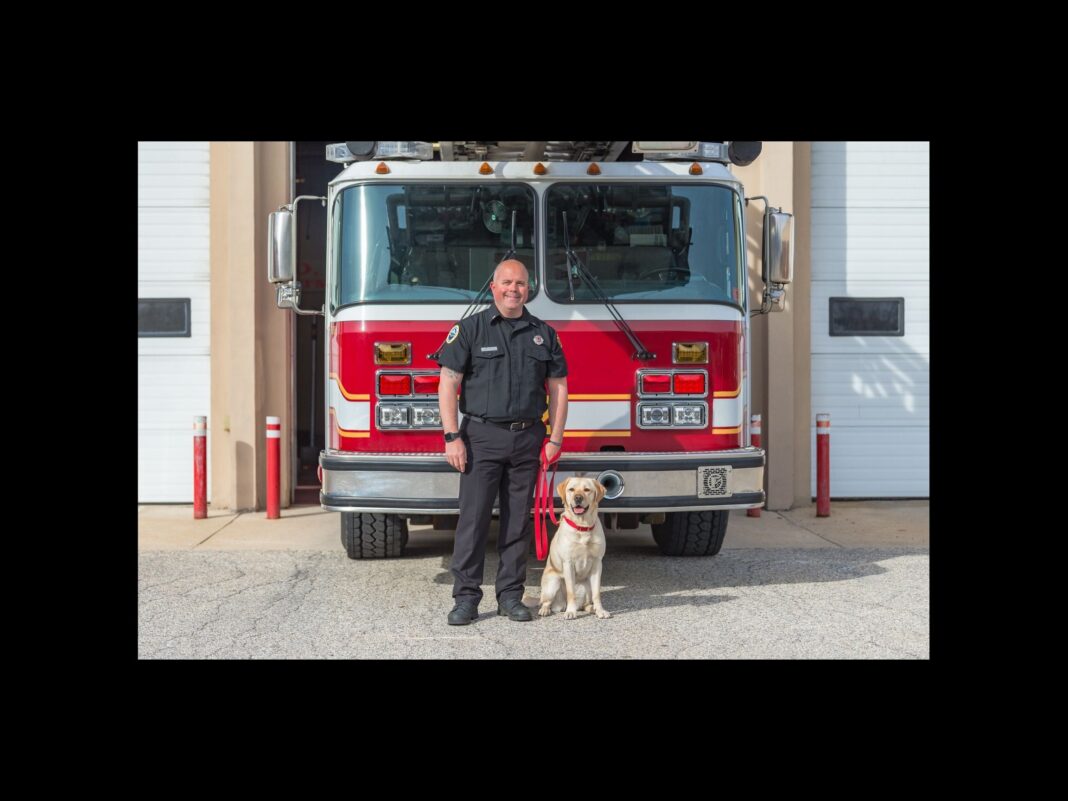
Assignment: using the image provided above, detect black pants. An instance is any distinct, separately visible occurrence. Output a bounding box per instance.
[451,418,544,605]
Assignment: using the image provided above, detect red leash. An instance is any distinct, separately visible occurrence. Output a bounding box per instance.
[534,441,561,560]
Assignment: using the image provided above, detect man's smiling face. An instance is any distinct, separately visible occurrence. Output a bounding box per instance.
[490,260,529,317]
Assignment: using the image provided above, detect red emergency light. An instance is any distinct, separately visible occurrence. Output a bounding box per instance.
[413,374,440,394]
[673,373,706,394]
[379,374,411,395]
[640,373,672,394]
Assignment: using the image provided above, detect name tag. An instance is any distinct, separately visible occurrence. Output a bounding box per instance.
[480,346,498,352]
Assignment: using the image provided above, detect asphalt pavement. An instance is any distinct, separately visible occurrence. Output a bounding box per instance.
[138,501,929,659]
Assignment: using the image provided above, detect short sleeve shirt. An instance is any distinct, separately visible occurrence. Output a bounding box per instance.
[435,306,567,420]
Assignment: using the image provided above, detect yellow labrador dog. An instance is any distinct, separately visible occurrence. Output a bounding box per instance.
[537,476,611,619]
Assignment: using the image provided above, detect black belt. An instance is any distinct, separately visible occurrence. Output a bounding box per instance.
[465,415,538,431]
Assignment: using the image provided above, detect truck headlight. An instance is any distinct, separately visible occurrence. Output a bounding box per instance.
[640,404,672,426]
[377,405,410,427]
[412,405,441,427]
[672,404,705,426]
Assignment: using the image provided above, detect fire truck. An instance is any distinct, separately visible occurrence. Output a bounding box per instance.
[268,141,792,559]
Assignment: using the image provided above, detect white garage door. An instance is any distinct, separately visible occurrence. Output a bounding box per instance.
[138,142,211,502]
[810,142,928,497]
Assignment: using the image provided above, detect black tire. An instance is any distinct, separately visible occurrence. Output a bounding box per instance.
[651,510,728,556]
[340,512,408,559]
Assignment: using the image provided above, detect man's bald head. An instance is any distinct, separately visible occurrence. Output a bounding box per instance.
[492,259,529,283]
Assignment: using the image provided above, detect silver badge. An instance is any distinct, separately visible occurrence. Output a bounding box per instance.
[533,335,544,345]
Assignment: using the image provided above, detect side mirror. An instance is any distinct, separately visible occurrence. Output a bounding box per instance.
[762,210,793,286]
[268,196,326,316]
[268,209,294,284]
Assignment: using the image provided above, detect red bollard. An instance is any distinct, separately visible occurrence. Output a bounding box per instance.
[816,414,830,517]
[747,413,762,517]
[193,416,207,519]
[266,416,280,519]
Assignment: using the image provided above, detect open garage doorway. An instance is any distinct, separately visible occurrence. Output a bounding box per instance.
[293,141,344,503]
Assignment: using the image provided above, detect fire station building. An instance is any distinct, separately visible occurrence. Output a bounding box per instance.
[137,141,929,511]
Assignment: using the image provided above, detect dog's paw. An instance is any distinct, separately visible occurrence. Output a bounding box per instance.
[595,608,612,619]
[564,608,578,619]
[537,606,552,617]
[583,603,594,613]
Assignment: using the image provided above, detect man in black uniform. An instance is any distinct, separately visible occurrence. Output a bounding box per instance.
[436,259,568,625]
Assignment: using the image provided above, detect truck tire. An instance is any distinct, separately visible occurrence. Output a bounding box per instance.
[651,510,728,556]
[340,512,408,559]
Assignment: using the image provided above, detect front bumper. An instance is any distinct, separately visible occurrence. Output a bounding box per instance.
[320,448,764,514]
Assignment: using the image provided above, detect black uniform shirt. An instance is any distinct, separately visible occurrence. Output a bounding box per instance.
[436,306,568,421]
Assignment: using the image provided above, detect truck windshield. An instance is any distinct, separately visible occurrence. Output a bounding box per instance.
[545,183,743,305]
[335,183,536,306]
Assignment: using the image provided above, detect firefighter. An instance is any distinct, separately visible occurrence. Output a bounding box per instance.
[436,259,568,625]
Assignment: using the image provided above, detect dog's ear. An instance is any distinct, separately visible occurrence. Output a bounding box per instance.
[557,478,571,504]
[594,480,606,503]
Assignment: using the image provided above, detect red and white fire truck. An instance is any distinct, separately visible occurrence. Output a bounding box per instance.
[268,141,792,559]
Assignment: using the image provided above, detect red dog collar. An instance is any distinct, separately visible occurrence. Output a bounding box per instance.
[563,516,595,532]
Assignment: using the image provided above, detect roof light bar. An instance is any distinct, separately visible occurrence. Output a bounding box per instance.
[326,141,433,164]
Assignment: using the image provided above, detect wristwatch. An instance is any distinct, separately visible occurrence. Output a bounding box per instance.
[444,431,461,443]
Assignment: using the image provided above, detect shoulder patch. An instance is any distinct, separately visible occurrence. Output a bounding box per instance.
[445,325,460,344]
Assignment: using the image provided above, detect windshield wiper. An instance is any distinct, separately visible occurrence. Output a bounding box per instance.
[561,212,655,361]
[501,208,518,262]
[428,209,518,360]
[562,213,578,301]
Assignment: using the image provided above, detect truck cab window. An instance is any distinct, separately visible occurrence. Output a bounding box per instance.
[336,183,537,306]
[544,183,742,306]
